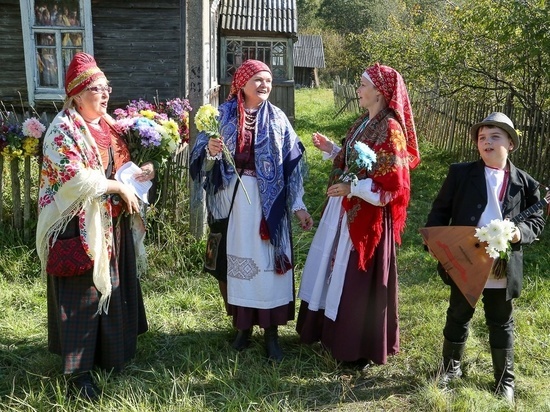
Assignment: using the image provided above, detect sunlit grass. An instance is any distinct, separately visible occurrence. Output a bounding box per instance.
[0,88,549,411]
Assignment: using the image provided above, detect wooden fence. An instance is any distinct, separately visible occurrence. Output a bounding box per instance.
[333,79,550,187]
[0,145,190,243]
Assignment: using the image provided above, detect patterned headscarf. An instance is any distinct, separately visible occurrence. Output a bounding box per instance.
[364,63,420,169]
[65,52,105,97]
[227,59,272,150]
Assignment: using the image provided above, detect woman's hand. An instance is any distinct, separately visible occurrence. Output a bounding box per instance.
[207,137,223,156]
[295,209,313,231]
[134,161,155,182]
[118,183,141,215]
[312,132,334,154]
[327,183,351,197]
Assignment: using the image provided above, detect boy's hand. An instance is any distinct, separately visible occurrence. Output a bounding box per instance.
[511,226,521,243]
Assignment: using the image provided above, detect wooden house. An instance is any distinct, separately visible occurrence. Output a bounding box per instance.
[0,0,220,117]
[293,34,325,88]
[218,0,298,122]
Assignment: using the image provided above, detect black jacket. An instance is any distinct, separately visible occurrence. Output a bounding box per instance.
[425,160,546,299]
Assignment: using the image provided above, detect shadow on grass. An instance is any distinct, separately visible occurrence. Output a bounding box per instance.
[0,327,424,410]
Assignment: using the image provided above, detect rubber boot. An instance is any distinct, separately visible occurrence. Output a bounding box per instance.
[264,326,283,363]
[68,371,100,401]
[438,338,465,387]
[491,347,515,404]
[231,328,252,351]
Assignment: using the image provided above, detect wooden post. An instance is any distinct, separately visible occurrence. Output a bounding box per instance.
[0,156,3,228]
[11,159,22,231]
[23,156,31,242]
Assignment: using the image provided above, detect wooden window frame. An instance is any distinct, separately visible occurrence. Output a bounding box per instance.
[221,37,293,83]
[19,0,93,106]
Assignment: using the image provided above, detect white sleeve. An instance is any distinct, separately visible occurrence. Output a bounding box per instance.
[348,178,384,206]
[291,184,307,212]
[322,141,341,161]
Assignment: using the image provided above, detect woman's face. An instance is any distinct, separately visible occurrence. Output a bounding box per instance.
[242,71,272,108]
[76,77,110,122]
[356,76,379,109]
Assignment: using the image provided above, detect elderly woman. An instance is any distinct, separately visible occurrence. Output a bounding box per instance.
[36,53,152,400]
[190,59,312,362]
[296,63,420,368]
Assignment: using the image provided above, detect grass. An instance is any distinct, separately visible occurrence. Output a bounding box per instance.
[1,88,550,411]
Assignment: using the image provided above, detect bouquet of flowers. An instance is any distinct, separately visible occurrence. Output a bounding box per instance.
[333,141,377,183]
[474,218,516,279]
[0,112,46,161]
[194,104,250,203]
[114,97,192,166]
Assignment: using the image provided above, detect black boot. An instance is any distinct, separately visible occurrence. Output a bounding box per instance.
[491,347,515,403]
[232,328,252,351]
[68,371,100,401]
[438,338,465,387]
[264,326,283,363]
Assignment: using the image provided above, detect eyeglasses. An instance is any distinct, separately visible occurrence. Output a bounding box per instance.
[86,85,112,94]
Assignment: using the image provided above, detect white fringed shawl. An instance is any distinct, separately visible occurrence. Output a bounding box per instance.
[36,108,113,314]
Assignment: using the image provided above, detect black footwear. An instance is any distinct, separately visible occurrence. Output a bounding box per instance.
[232,328,252,351]
[341,358,372,371]
[437,339,465,387]
[491,347,515,404]
[68,371,100,401]
[264,326,283,363]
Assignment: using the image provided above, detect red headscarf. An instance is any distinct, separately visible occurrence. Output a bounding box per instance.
[65,52,105,97]
[364,63,420,169]
[227,59,272,150]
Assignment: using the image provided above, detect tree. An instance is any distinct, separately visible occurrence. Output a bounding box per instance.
[350,0,550,113]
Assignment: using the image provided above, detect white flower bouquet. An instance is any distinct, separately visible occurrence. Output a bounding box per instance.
[474,219,516,279]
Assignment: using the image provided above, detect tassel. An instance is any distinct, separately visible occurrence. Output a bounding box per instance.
[259,217,270,240]
[275,253,292,275]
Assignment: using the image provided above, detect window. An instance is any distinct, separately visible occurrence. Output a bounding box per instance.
[222,38,292,81]
[20,0,93,105]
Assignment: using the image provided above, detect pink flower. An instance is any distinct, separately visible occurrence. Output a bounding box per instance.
[22,117,46,139]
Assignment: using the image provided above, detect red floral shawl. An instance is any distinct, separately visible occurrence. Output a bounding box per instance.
[333,63,419,271]
[333,110,414,271]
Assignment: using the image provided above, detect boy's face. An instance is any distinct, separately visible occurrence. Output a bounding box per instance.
[476,125,513,168]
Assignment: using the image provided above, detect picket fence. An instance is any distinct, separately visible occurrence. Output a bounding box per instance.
[333,79,550,188]
[0,145,189,243]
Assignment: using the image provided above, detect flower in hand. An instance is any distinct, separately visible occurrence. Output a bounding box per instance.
[333,141,377,184]
[474,219,516,279]
[194,104,251,204]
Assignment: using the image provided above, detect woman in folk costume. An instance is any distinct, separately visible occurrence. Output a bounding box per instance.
[36,53,151,400]
[296,63,420,367]
[190,60,313,362]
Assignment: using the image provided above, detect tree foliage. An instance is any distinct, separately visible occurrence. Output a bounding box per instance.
[298,0,550,113]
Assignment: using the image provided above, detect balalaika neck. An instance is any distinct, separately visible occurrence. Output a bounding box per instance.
[510,197,549,224]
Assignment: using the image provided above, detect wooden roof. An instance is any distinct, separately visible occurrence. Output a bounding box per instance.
[293,34,325,68]
[220,0,297,35]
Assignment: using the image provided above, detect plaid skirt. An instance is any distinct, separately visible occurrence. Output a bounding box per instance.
[47,215,148,374]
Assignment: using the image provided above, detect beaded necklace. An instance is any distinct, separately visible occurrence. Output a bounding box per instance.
[86,119,112,150]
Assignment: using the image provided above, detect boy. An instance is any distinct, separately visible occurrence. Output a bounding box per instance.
[424,112,546,403]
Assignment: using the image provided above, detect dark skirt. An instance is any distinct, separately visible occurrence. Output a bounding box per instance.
[296,209,399,364]
[47,215,148,374]
[219,281,295,330]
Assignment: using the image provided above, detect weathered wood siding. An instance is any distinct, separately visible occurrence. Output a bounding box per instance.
[219,81,295,124]
[90,0,185,107]
[0,0,29,104]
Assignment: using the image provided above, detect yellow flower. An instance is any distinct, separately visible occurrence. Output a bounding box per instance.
[194,104,220,136]
[161,119,180,142]
[140,109,157,120]
[22,137,40,156]
[390,129,407,152]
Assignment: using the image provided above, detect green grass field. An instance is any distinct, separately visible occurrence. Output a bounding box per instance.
[0,88,549,411]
